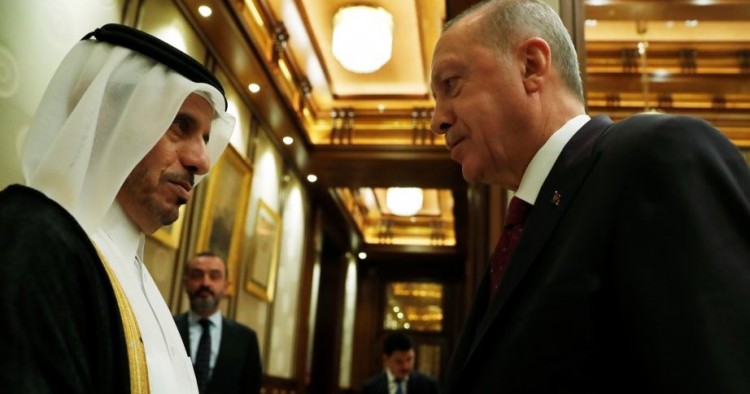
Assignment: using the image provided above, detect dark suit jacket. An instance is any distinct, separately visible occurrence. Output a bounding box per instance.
[175,313,262,394]
[362,371,440,394]
[442,115,750,393]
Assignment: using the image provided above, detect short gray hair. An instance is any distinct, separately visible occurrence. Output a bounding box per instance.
[445,0,584,102]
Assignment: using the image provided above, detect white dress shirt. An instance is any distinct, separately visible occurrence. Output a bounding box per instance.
[515,114,591,205]
[386,368,408,394]
[91,202,198,394]
[188,311,224,377]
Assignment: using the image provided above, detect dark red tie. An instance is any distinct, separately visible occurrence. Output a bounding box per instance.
[490,196,532,300]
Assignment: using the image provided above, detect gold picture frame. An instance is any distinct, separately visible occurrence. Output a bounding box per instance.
[245,199,282,302]
[195,145,252,295]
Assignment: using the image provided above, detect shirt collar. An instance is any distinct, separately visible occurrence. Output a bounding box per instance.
[386,368,409,383]
[515,114,591,205]
[188,310,223,329]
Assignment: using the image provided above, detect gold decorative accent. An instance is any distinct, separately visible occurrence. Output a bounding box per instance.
[384,282,443,331]
[94,247,150,393]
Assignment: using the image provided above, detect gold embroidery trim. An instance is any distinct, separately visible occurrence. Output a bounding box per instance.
[95,247,150,394]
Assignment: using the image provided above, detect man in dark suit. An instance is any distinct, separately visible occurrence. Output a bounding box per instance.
[175,252,263,394]
[362,332,440,394]
[430,1,750,393]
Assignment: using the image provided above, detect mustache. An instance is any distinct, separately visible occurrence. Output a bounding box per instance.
[191,286,215,297]
[162,172,194,188]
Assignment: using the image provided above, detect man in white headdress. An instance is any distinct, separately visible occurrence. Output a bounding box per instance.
[0,24,235,394]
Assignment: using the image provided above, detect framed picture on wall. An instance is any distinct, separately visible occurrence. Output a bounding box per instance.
[196,145,252,295]
[245,199,282,302]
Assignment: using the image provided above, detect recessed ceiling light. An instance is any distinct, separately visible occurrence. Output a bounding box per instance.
[307,174,318,183]
[248,83,260,93]
[637,42,647,55]
[386,187,423,216]
[282,136,294,145]
[198,5,212,17]
[358,252,367,259]
[332,5,393,73]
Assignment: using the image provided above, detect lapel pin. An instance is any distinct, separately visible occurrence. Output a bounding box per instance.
[551,190,562,206]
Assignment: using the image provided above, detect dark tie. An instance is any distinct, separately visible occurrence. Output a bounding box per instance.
[395,378,404,394]
[490,196,533,300]
[194,318,212,393]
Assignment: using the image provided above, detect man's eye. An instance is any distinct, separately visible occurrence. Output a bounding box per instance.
[444,77,457,92]
[173,116,192,134]
[175,119,188,132]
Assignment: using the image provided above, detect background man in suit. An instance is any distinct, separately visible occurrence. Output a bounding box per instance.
[430,0,750,393]
[362,332,440,394]
[175,252,263,394]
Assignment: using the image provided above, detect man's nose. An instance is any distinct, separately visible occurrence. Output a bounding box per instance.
[199,273,213,285]
[430,105,452,135]
[183,138,211,175]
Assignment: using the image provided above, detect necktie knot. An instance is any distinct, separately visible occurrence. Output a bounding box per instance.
[199,318,211,330]
[504,196,532,228]
[394,378,404,394]
[490,196,533,299]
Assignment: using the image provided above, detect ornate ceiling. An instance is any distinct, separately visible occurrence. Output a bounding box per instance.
[178,0,750,255]
[584,0,750,146]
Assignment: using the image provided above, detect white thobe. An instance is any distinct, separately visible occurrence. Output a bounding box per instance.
[91,203,198,394]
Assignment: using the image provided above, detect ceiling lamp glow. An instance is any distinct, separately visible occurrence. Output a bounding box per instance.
[332,5,393,73]
[386,187,423,217]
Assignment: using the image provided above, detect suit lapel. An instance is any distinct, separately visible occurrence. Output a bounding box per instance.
[176,313,190,354]
[211,317,235,377]
[379,373,389,394]
[462,116,613,371]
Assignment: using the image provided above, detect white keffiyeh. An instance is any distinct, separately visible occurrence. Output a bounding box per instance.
[22,39,234,234]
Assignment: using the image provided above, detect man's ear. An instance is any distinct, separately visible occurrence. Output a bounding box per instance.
[520,37,552,94]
